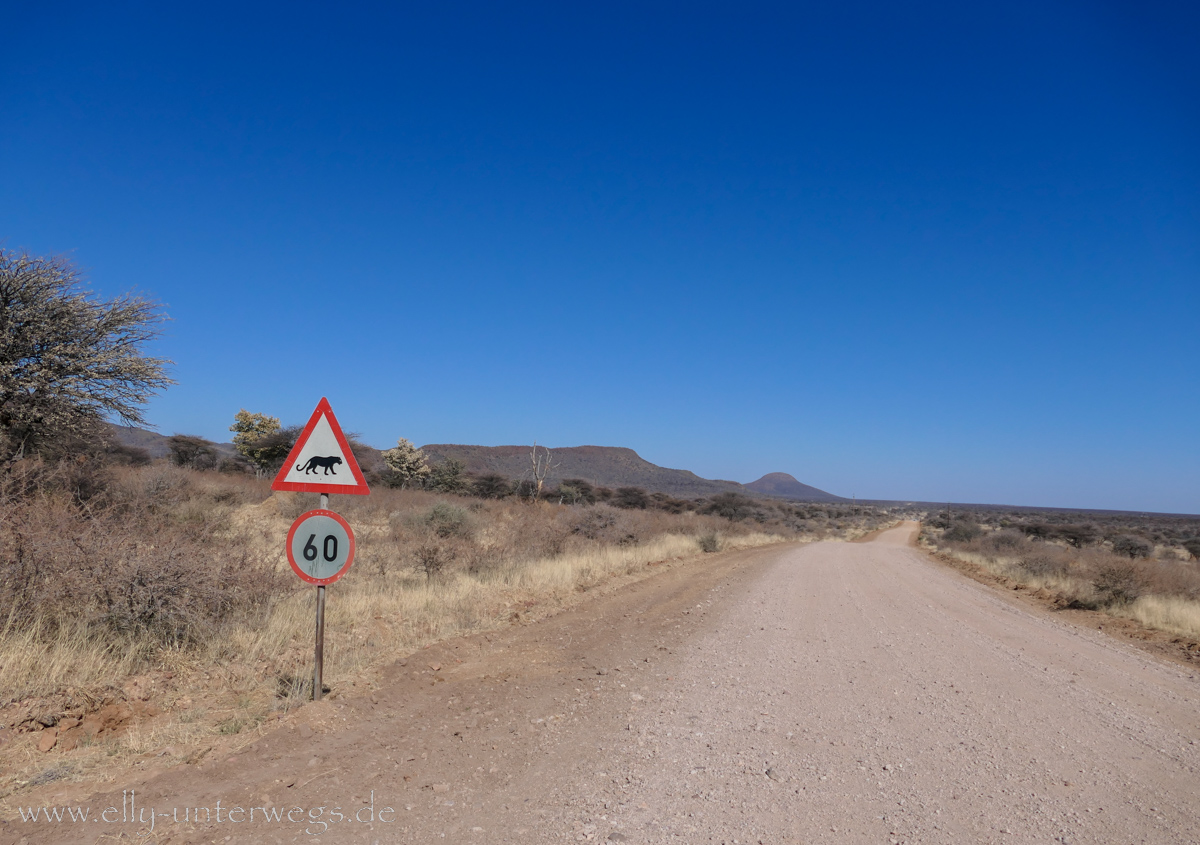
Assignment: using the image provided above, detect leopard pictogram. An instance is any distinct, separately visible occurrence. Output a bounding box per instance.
[297,456,343,476]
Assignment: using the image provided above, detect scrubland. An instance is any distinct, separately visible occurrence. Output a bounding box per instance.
[0,454,886,797]
[922,510,1200,639]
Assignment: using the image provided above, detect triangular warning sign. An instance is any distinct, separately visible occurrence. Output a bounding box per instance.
[271,398,371,495]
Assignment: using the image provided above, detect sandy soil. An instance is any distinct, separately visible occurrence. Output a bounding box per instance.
[6,522,1200,844]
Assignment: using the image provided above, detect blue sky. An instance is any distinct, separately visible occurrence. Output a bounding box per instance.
[3,1,1197,512]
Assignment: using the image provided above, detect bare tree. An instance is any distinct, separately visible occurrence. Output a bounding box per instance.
[0,249,173,459]
[527,441,559,502]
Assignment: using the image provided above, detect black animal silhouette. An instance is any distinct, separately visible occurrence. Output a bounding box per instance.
[297,455,343,476]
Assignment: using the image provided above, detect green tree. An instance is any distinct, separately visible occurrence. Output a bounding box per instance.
[473,473,513,499]
[167,434,218,470]
[427,457,468,494]
[229,410,283,477]
[381,437,431,488]
[0,249,173,459]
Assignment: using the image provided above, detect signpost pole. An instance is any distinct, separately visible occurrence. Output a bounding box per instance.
[314,492,329,701]
[272,399,368,702]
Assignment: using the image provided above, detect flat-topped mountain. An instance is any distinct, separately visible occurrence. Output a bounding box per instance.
[420,444,748,499]
[106,425,843,503]
[744,472,844,502]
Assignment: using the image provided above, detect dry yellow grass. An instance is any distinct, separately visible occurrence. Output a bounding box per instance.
[0,511,788,801]
[1120,595,1200,639]
[205,530,786,694]
[928,542,1200,641]
[0,619,143,701]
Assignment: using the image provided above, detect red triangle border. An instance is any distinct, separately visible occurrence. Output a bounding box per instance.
[270,397,371,495]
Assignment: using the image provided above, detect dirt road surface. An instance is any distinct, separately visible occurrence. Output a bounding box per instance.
[7,523,1200,844]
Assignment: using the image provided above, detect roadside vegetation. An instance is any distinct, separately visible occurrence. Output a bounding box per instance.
[0,449,887,794]
[921,509,1200,640]
[1,247,893,797]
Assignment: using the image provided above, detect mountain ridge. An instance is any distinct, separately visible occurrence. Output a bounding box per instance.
[105,425,843,502]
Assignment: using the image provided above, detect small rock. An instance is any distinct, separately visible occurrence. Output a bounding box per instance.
[597,668,608,676]
[298,724,314,739]
[432,783,450,794]
[766,767,782,782]
[608,835,627,842]
[37,729,58,753]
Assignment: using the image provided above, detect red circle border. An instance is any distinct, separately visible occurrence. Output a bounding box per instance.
[286,509,357,585]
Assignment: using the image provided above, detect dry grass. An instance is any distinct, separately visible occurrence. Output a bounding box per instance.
[924,522,1200,641]
[1120,595,1200,639]
[0,526,787,799]
[4,454,878,803]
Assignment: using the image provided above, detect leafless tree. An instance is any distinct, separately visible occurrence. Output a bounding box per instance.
[0,249,173,459]
[527,441,559,502]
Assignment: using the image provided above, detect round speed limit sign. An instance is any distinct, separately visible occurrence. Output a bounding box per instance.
[286,509,356,585]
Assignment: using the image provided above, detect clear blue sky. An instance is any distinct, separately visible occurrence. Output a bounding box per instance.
[3,1,1197,513]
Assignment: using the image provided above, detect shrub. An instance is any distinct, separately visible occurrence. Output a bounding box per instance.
[1019,552,1071,579]
[650,492,689,514]
[986,530,1026,551]
[425,502,473,539]
[0,484,281,648]
[473,473,513,500]
[571,508,617,539]
[697,532,720,553]
[1093,559,1150,604]
[427,458,469,494]
[1183,538,1200,561]
[701,492,754,521]
[612,487,649,510]
[167,435,219,470]
[943,520,983,543]
[1056,524,1099,548]
[1112,534,1153,559]
[414,542,454,579]
[560,478,597,505]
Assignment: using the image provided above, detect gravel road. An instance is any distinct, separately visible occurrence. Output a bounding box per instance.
[8,523,1200,845]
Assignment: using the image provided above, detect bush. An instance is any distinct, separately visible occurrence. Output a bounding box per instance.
[1093,559,1149,604]
[167,434,219,470]
[701,492,754,521]
[427,458,468,494]
[1056,524,1099,548]
[697,532,720,553]
[559,478,597,505]
[425,502,473,539]
[943,520,983,543]
[612,487,648,510]
[473,473,513,500]
[1019,552,1071,579]
[987,530,1026,551]
[0,481,281,648]
[414,542,455,579]
[1112,534,1153,559]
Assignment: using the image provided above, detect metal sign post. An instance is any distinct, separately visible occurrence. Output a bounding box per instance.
[315,493,328,700]
[273,398,370,702]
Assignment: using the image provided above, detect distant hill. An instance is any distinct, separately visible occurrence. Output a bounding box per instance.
[105,427,842,503]
[744,472,844,502]
[421,444,749,499]
[107,424,237,460]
